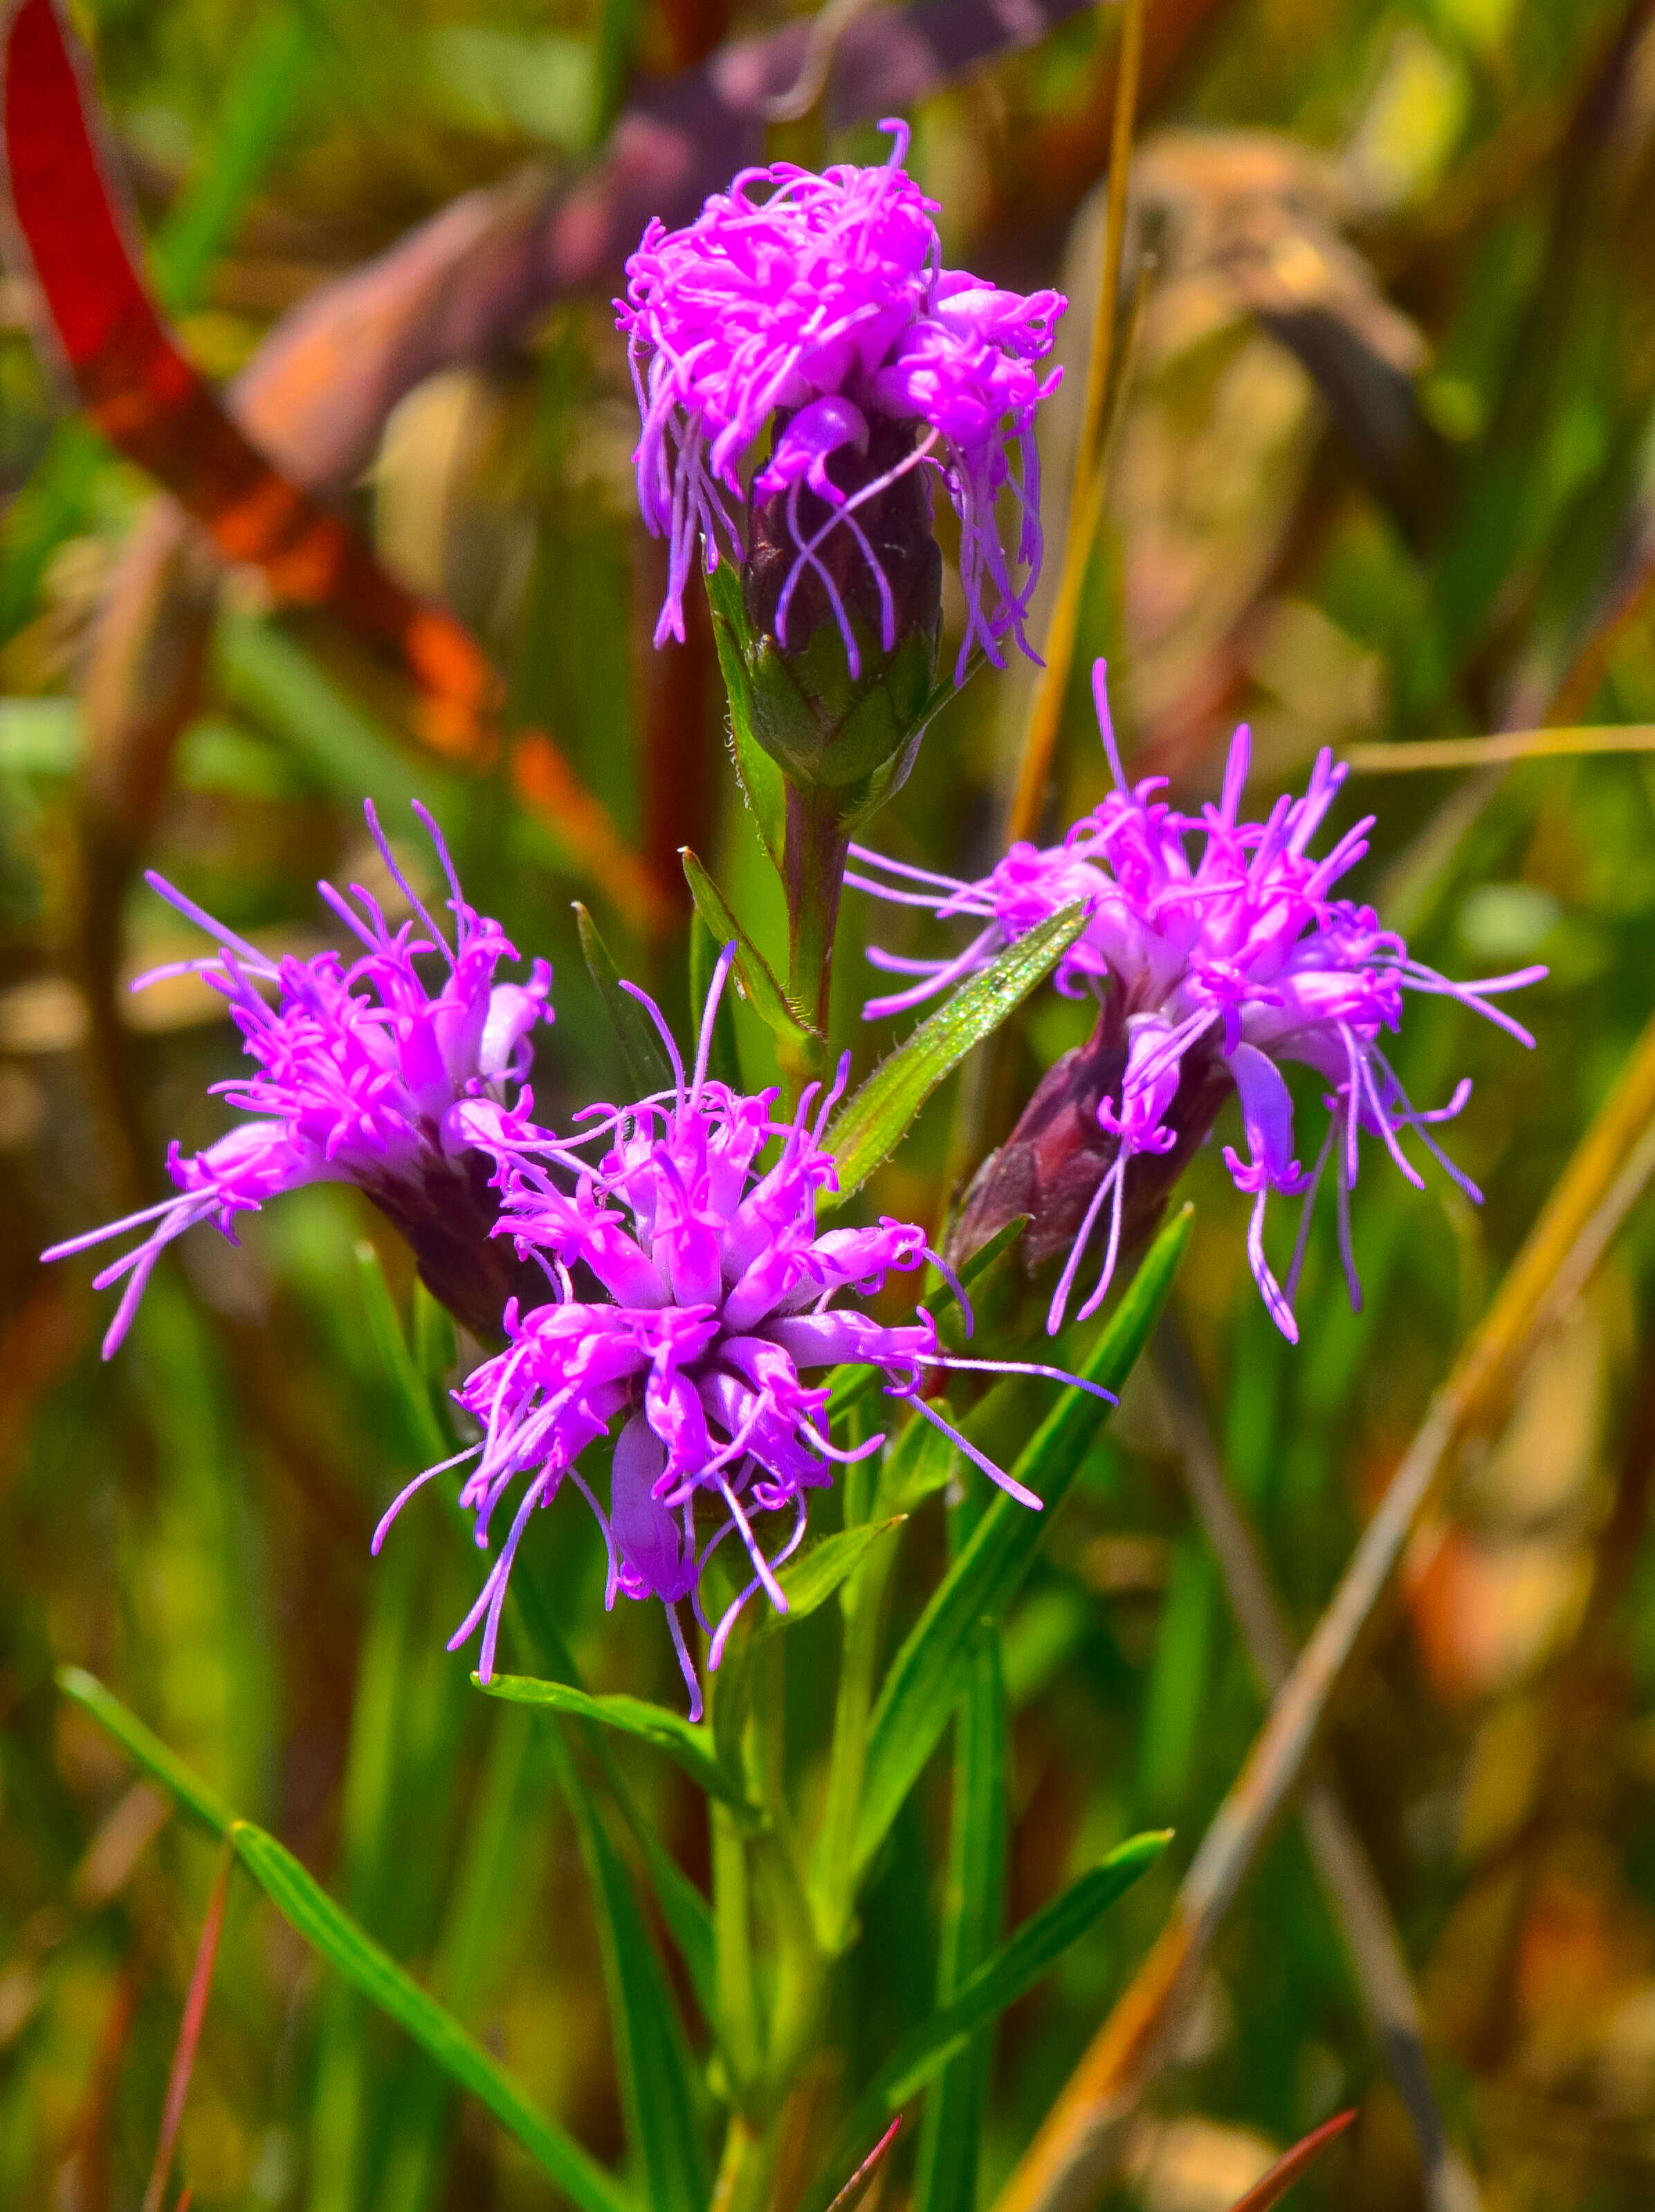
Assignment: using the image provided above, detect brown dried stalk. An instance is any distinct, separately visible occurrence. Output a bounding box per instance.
[993,1004,1655,2212]
[1151,1318,1481,2212]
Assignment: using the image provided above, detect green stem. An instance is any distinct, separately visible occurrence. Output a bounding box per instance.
[712,1805,760,2098]
[780,785,847,1086]
[810,1533,899,1956]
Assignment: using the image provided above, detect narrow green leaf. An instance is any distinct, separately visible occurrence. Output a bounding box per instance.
[56,1670,639,2212]
[803,1833,1171,2212]
[821,907,1089,1206]
[547,1735,710,2212]
[913,1628,1006,2212]
[753,1518,906,1641]
[681,847,812,1046]
[57,1667,236,1836]
[232,1823,639,2212]
[576,901,676,1097]
[853,1206,1192,1876]
[873,1415,956,1518]
[308,1525,422,2212]
[475,1675,760,1821]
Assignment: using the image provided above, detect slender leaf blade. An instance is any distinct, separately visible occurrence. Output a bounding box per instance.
[576,901,676,1097]
[853,1207,1192,1875]
[804,1834,1170,2212]
[57,1670,638,2212]
[356,1242,447,1464]
[682,846,812,1045]
[57,1666,236,1837]
[753,1518,906,1641]
[822,907,1088,1206]
[231,1823,639,2212]
[475,1675,758,1817]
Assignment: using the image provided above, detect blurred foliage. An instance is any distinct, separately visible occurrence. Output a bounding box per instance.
[8,0,1655,2207]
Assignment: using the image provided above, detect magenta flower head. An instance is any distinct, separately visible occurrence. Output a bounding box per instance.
[850,664,1546,1343]
[618,120,1064,806]
[42,803,554,1351]
[376,948,1101,1715]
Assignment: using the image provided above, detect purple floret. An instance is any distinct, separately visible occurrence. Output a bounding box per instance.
[617,120,1064,683]
[849,663,1546,1340]
[42,802,553,1353]
[378,950,1104,1715]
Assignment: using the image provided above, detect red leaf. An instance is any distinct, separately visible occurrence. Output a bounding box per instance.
[140,1842,234,2212]
[1225,2108,1357,2212]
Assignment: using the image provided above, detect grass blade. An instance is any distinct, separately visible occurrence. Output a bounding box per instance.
[822,906,1089,1206]
[55,1669,639,2212]
[804,1834,1170,2212]
[854,1208,1191,1877]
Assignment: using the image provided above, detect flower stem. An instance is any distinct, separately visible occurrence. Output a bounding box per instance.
[810,1530,899,1955]
[781,784,847,1083]
[712,1804,760,2097]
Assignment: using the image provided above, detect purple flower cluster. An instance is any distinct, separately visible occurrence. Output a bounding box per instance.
[48,838,1095,1713]
[377,952,1083,1713]
[619,120,1064,681]
[849,664,1546,1341]
[42,803,552,1354]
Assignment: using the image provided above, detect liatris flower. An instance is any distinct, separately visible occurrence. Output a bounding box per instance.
[376,949,1101,1714]
[849,664,1546,1341]
[619,120,1064,689]
[42,803,554,1351]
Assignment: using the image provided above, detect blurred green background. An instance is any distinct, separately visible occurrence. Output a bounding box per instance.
[7,0,1655,2206]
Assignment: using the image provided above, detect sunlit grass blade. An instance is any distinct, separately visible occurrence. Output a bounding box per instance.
[803,1832,1171,2212]
[578,901,677,1097]
[55,1668,640,2212]
[852,1206,1191,1878]
[821,905,1088,1206]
